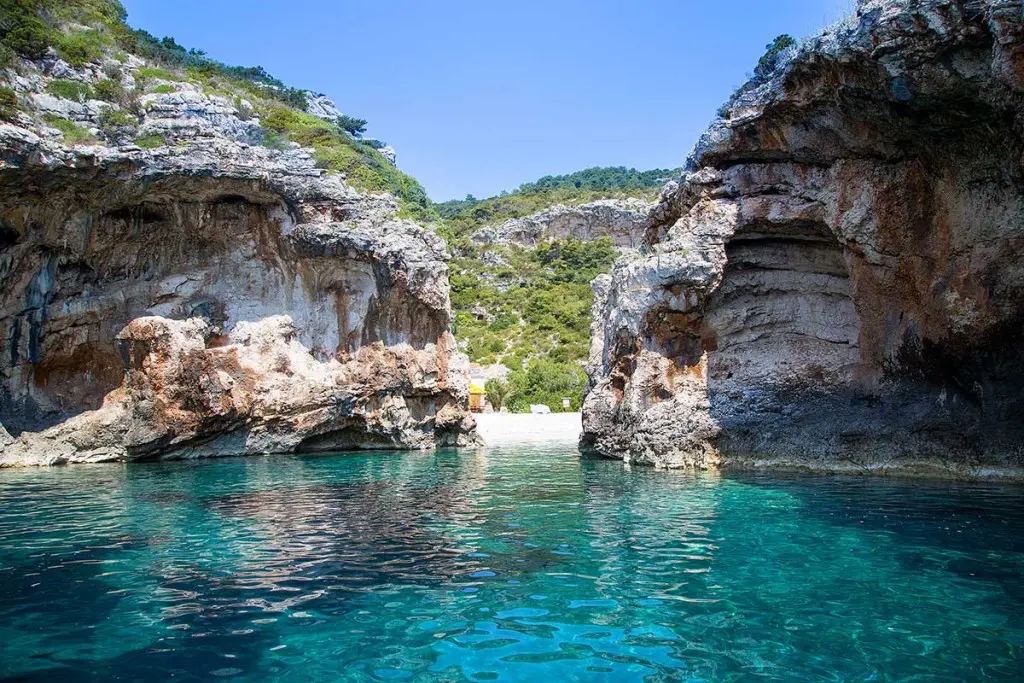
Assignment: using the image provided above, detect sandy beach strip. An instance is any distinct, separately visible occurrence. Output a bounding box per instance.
[474,412,582,446]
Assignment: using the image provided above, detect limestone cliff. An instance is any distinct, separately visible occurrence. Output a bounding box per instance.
[471,198,653,248]
[583,0,1024,477]
[0,51,476,465]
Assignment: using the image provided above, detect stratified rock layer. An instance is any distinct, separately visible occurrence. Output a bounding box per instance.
[583,0,1024,477]
[0,54,476,465]
[471,198,653,248]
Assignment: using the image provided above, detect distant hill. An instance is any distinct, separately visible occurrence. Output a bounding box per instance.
[435,166,680,242]
[444,167,678,412]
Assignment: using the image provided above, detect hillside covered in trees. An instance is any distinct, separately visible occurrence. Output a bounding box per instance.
[443,167,677,412]
[436,166,677,243]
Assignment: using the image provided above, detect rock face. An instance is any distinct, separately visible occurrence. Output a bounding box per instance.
[0,55,477,465]
[472,198,653,247]
[304,91,345,121]
[583,0,1024,477]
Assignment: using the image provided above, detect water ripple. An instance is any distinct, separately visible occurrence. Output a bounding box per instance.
[0,447,1022,680]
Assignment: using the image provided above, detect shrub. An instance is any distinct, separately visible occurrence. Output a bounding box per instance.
[2,15,51,60]
[258,128,290,151]
[45,78,94,102]
[756,34,797,75]
[485,379,508,411]
[43,114,96,144]
[55,28,108,65]
[450,237,617,390]
[93,78,125,103]
[503,359,586,413]
[336,114,366,137]
[0,86,18,121]
[134,132,164,148]
[134,65,176,82]
[151,83,175,94]
[97,106,136,139]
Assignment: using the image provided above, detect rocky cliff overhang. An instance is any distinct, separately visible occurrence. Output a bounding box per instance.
[583,0,1024,478]
[0,61,476,465]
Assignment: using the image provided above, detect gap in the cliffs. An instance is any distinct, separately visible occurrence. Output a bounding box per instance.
[2,1,1024,681]
[442,171,673,446]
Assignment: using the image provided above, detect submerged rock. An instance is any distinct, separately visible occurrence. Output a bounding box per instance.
[583,0,1024,477]
[0,52,477,465]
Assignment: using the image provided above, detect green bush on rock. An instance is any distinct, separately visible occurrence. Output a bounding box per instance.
[134,132,164,148]
[43,113,96,144]
[258,104,434,221]
[0,85,19,121]
[45,78,94,101]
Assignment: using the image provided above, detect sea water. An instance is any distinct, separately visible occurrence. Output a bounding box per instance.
[0,445,1022,681]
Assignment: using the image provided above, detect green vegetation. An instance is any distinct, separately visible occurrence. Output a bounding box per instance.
[0,84,18,120]
[258,104,433,219]
[134,65,175,82]
[97,105,135,139]
[134,132,164,148]
[92,77,124,102]
[150,83,175,94]
[445,166,677,412]
[485,378,508,412]
[0,0,130,63]
[504,359,588,414]
[45,78,93,101]
[437,166,677,244]
[43,113,95,144]
[451,237,617,412]
[54,26,107,64]
[0,0,53,60]
[757,34,797,75]
[336,114,367,137]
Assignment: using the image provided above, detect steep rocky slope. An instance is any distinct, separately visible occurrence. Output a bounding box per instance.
[471,198,652,248]
[583,0,1024,477]
[0,16,476,464]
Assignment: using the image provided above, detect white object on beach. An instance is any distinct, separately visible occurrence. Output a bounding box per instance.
[530,404,552,414]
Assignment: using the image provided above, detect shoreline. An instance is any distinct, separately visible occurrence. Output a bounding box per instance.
[474,412,582,447]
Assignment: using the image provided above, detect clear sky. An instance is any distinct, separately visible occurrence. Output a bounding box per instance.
[120,0,853,201]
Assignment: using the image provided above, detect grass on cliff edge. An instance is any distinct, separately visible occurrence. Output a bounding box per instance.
[0,0,436,220]
[257,105,433,221]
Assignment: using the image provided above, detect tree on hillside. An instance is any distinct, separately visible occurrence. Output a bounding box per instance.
[336,115,367,137]
[485,379,508,411]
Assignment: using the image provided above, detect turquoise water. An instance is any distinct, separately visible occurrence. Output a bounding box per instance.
[1,445,1022,681]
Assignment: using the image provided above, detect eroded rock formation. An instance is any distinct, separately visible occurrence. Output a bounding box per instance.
[583,0,1024,477]
[471,198,653,248]
[0,54,476,465]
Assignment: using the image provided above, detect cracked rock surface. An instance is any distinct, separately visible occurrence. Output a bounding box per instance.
[583,0,1024,478]
[0,52,477,465]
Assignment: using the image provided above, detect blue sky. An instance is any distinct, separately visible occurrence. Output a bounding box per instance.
[121,0,853,201]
